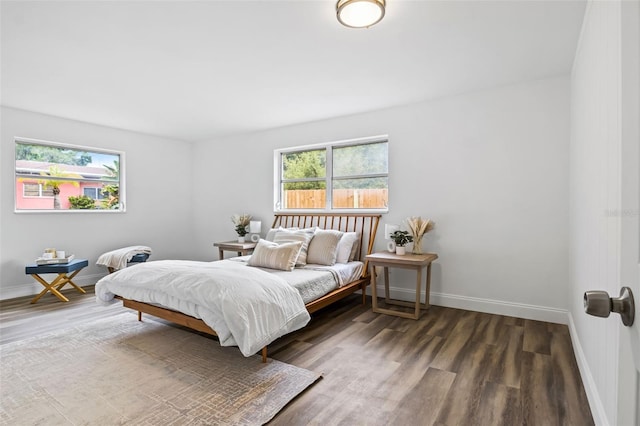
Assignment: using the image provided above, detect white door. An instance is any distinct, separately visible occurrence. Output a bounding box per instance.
[617,1,639,424]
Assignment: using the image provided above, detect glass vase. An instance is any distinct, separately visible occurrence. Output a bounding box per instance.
[412,234,424,254]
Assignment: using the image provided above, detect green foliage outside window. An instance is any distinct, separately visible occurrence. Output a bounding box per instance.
[68,195,96,209]
[283,150,326,190]
[333,143,388,180]
[101,160,120,209]
[16,144,92,166]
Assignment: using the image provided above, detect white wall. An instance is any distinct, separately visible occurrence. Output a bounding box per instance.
[568,2,625,425]
[192,77,571,323]
[0,107,196,299]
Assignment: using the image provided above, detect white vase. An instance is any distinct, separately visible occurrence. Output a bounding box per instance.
[396,246,406,255]
[387,241,396,252]
[238,236,246,243]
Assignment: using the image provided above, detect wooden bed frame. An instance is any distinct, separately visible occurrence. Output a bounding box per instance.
[115,213,381,362]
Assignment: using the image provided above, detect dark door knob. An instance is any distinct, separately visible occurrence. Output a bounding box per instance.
[584,287,635,326]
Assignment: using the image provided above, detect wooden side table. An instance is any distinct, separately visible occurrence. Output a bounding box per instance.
[213,241,257,260]
[365,252,438,320]
[25,259,89,304]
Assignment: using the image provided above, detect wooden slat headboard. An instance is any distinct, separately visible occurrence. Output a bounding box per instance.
[272,213,381,276]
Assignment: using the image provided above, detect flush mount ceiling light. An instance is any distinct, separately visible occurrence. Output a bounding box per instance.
[336,0,386,29]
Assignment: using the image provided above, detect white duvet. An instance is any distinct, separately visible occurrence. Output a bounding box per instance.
[95,260,311,357]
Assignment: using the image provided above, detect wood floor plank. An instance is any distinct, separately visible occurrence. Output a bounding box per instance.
[269,389,333,425]
[523,319,552,355]
[549,330,595,425]
[369,335,445,411]
[486,324,524,389]
[267,339,314,364]
[475,381,523,425]
[470,312,504,346]
[521,351,561,425]
[419,305,465,338]
[429,311,483,372]
[433,339,497,425]
[390,367,456,426]
[504,315,526,327]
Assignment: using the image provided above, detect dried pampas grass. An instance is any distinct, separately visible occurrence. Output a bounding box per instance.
[406,216,435,254]
[406,216,434,238]
[231,213,252,227]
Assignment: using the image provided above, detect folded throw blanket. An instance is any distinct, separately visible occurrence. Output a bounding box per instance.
[96,246,152,271]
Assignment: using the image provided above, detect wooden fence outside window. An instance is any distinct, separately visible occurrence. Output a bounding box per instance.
[284,189,388,209]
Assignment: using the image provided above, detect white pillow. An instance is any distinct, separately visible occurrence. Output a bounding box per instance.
[336,232,359,264]
[247,239,302,271]
[307,229,344,265]
[265,226,298,241]
[349,234,361,261]
[273,229,314,266]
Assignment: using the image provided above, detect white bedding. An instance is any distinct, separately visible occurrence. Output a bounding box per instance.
[95,259,311,357]
[229,256,364,303]
[96,245,152,271]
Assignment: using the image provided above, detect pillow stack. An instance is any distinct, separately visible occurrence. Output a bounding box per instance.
[248,227,361,271]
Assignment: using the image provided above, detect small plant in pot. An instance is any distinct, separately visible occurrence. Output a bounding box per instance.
[231,213,251,243]
[235,224,248,241]
[390,230,413,255]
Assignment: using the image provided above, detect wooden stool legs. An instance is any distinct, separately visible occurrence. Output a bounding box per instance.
[29,269,86,304]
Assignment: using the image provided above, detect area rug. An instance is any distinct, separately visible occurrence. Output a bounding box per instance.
[0,313,321,425]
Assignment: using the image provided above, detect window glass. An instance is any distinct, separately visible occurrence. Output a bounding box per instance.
[15,138,124,212]
[275,136,388,211]
[281,149,327,210]
[23,182,54,197]
[83,187,106,200]
[332,141,388,209]
[333,142,388,177]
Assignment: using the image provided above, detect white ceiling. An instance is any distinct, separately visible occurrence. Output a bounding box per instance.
[1,0,586,142]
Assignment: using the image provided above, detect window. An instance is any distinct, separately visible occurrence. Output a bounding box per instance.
[23,183,54,198]
[275,136,388,211]
[15,137,125,212]
[83,187,106,200]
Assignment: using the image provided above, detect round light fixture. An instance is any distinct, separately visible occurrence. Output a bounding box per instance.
[336,0,386,29]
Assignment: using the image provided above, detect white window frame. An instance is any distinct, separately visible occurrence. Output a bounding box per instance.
[274,135,389,213]
[14,137,126,213]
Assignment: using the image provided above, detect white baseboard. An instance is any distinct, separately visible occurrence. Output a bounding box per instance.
[431,292,569,324]
[0,274,106,301]
[368,284,569,324]
[567,312,609,426]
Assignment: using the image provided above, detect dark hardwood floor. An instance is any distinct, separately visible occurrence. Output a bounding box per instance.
[0,287,594,425]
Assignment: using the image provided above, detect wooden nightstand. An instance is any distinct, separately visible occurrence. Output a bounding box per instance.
[213,241,257,260]
[365,252,438,320]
